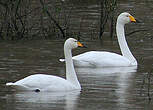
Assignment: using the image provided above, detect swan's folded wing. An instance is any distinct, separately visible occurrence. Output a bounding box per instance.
[59,58,96,67]
[72,51,132,67]
[73,59,97,67]
[6,74,77,91]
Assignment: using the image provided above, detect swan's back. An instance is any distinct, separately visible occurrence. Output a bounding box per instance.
[73,51,131,67]
[6,74,78,91]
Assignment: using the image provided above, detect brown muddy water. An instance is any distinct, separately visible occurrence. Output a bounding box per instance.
[0,0,153,110]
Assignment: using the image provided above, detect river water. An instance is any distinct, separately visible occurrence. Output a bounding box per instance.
[0,0,153,110]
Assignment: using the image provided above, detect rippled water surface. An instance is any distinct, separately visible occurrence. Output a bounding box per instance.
[1,0,153,110]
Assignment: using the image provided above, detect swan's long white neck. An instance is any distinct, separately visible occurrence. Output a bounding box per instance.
[116,21,137,66]
[64,46,81,89]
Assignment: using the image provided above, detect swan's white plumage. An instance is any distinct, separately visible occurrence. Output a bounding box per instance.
[72,51,131,67]
[6,38,83,92]
[61,12,137,67]
[6,74,77,91]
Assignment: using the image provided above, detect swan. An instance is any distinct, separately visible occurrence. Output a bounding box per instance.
[60,12,138,67]
[6,38,85,92]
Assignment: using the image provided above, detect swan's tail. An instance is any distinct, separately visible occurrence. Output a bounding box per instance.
[6,82,15,86]
[59,58,65,62]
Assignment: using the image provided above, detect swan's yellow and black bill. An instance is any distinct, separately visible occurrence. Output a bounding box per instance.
[77,42,84,47]
[77,42,87,48]
[129,15,136,22]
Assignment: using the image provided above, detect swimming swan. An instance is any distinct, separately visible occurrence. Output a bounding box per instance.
[6,38,85,92]
[60,12,138,67]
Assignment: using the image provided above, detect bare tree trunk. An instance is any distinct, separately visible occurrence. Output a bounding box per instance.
[39,0,66,38]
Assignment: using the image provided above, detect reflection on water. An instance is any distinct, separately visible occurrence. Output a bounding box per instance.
[76,66,143,110]
[76,66,137,74]
[5,91,80,110]
[116,70,136,109]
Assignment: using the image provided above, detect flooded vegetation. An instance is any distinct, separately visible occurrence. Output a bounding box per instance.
[0,0,153,110]
[0,0,117,40]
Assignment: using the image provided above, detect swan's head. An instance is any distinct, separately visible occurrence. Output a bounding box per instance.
[64,38,84,50]
[117,12,136,25]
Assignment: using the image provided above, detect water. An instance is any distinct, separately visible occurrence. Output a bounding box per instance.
[0,0,153,110]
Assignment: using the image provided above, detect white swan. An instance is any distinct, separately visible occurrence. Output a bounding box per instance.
[6,38,85,92]
[60,12,137,67]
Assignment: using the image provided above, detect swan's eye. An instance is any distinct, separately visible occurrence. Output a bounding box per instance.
[74,40,77,42]
[126,15,129,17]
